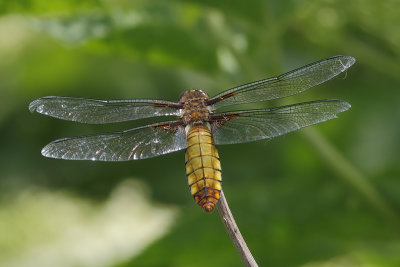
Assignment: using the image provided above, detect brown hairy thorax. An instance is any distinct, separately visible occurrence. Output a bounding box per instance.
[178,89,209,102]
[179,89,212,125]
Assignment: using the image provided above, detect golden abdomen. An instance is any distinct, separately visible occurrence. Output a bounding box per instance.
[185,124,222,212]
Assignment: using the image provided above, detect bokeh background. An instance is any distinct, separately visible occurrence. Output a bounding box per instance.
[1,1,399,266]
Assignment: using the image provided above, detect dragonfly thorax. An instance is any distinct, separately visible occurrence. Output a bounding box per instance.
[178,89,209,103]
[179,89,212,125]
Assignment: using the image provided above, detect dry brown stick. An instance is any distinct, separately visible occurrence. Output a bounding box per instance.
[216,190,258,267]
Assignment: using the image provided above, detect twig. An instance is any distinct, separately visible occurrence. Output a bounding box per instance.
[216,190,258,267]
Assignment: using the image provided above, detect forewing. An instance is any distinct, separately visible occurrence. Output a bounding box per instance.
[209,55,355,109]
[211,100,350,145]
[41,121,187,161]
[29,96,182,124]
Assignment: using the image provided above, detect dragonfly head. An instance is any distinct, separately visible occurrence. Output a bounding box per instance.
[179,89,209,103]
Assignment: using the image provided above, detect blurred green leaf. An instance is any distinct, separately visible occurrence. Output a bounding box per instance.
[0,0,100,15]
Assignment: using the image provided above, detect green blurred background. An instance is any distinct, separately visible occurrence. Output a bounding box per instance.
[1,0,399,266]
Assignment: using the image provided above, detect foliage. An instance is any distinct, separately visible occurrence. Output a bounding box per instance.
[0,0,399,266]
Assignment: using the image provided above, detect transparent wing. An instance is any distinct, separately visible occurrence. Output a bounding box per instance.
[209,55,355,109]
[41,121,187,161]
[29,96,182,124]
[211,99,350,145]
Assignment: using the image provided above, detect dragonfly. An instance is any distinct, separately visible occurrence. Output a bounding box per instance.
[29,55,355,212]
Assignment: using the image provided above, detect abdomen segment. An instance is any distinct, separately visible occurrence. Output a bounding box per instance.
[185,124,222,212]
